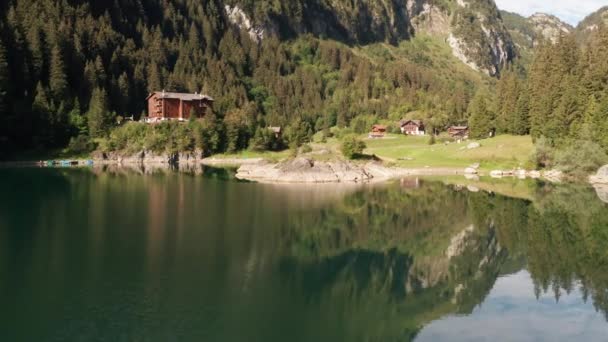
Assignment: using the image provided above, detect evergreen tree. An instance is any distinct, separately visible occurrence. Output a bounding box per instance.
[49,45,68,99]
[0,38,8,118]
[513,88,530,135]
[468,91,494,139]
[87,87,112,138]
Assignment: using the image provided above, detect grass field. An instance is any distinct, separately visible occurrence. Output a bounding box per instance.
[364,134,535,171]
[215,134,535,171]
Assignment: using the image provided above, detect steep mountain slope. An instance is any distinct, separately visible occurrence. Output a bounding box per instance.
[0,0,501,157]
[575,6,608,43]
[501,11,572,65]
[528,13,573,43]
[225,0,516,76]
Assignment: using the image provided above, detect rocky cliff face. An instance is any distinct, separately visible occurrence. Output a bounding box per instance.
[501,11,572,49]
[225,0,516,76]
[575,7,608,43]
[448,0,516,76]
[528,13,572,43]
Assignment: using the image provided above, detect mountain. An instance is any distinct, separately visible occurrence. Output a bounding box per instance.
[0,0,520,157]
[575,6,608,43]
[226,0,516,76]
[528,13,573,43]
[501,11,572,65]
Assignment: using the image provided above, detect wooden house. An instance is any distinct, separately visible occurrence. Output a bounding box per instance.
[146,91,214,122]
[268,126,282,139]
[369,125,387,138]
[448,126,469,139]
[400,120,425,136]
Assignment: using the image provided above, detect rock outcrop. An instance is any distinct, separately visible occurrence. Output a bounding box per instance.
[529,13,573,43]
[235,158,463,183]
[226,0,517,76]
[590,165,608,184]
[92,150,204,165]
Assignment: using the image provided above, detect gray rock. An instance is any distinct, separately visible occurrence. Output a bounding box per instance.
[464,167,478,175]
[543,170,564,183]
[590,165,608,184]
[490,170,503,178]
[594,185,608,204]
[464,174,480,181]
[467,142,481,150]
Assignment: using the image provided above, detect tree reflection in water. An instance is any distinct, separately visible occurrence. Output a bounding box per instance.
[279,179,608,339]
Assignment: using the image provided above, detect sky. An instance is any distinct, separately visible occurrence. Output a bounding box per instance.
[494,0,608,25]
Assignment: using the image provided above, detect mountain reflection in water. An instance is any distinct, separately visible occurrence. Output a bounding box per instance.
[0,167,607,341]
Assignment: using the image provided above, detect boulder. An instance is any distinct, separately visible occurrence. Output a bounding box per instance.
[590,165,608,184]
[467,185,480,193]
[528,170,541,178]
[490,170,503,178]
[464,167,478,175]
[594,185,608,204]
[543,170,564,183]
[467,142,481,150]
[464,174,480,181]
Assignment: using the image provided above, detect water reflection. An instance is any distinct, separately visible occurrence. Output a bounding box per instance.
[0,167,607,341]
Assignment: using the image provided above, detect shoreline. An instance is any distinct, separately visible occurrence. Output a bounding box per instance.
[0,156,600,186]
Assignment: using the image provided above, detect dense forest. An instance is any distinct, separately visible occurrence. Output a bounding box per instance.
[472,26,608,166]
[0,0,607,163]
[0,0,484,159]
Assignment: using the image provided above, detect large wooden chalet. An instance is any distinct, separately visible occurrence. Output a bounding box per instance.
[146,91,214,122]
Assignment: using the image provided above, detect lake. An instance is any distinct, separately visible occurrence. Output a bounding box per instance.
[1,166,607,341]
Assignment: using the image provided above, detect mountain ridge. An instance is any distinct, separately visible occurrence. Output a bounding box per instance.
[224,0,516,76]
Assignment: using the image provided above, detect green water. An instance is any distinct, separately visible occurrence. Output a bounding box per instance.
[1,167,607,341]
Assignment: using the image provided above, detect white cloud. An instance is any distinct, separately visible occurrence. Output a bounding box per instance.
[495,0,608,25]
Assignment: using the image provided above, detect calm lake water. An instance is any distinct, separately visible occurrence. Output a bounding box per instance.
[1,166,607,341]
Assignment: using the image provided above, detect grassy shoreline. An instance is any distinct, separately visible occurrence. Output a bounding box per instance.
[2,134,535,171]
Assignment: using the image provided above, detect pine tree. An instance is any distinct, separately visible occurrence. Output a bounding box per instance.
[513,88,530,135]
[495,69,521,134]
[0,38,8,117]
[87,87,112,138]
[468,91,494,139]
[49,45,68,99]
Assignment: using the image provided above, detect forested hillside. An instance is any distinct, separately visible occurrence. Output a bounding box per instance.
[1,0,607,165]
[0,0,500,158]
[473,24,608,174]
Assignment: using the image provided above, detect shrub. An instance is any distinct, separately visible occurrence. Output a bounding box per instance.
[66,135,96,155]
[528,136,555,169]
[555,140,608,178]
[300,144,313,153]
[350,115,377,134]
[341,134,366,159]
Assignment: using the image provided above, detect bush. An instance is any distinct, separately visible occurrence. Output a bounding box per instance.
[555,140,608,178]
[528,136,555,169]
[66,135,96,155]
[341,134,366,159]
[333,127,354,139]
[300,144,313,153]
[350,115,377,134]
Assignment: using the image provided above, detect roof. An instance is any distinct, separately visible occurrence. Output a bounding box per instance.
[449,126,469,130]
[400,120,424,127]
[147,91,214,102]
[268,126,282,133]
[373,124,388,129]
